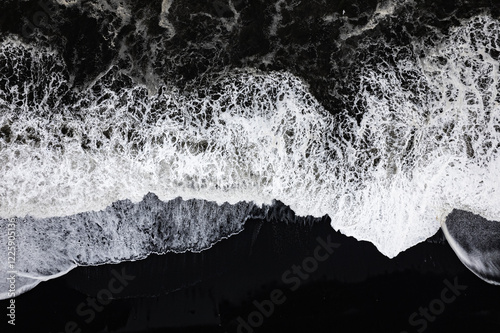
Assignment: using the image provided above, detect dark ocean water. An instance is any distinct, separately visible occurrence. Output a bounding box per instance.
[1,0,500,332]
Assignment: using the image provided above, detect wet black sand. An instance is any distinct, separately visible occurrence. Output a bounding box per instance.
[3,212,500,333]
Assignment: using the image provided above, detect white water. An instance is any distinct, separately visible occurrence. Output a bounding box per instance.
[442,210,500,285]
[0,195,259,300]
[1,14,500,298]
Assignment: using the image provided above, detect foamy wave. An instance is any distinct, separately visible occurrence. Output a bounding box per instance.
[0,194,260,300]
[442,210,500,285]
[0,14,499,277]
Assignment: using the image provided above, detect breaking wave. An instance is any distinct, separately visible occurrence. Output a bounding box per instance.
[442,210,500,285]
[1,0,500,298]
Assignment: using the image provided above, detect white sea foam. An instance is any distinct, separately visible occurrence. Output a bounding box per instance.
[442,210,500,285]
[159,0,176,38]
[0,194,259,300]
[0,14,500,298]
[339,0,401,40]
